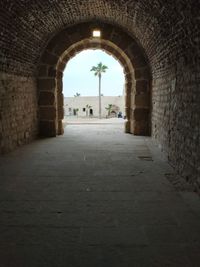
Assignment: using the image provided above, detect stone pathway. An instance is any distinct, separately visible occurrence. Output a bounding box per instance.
[0,123,200,267]
[64,117,126,124]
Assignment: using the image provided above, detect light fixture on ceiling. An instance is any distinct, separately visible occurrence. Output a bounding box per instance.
[92,29,101,38]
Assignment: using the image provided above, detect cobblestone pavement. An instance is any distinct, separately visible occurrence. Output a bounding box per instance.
[0,123,200,267]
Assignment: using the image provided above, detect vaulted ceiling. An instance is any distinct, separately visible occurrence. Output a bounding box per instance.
[0,0,199,76]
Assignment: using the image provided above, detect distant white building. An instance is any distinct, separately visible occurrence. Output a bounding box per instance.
[64,96,125,118]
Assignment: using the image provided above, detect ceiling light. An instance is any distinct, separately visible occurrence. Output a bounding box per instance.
[92,30,101,38]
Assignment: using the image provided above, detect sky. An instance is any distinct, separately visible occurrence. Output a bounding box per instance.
[63,49,125,97]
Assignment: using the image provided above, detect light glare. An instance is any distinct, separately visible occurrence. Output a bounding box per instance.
[93,30,101,37]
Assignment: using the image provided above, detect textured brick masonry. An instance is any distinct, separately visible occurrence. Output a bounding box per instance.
[0,1,199,189]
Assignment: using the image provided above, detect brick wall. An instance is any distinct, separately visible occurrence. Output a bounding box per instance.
[150,2,200,189]
[0,73,38,153]
[152,61,200,190]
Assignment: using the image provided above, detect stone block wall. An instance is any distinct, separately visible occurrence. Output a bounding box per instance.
[0,73,38,153]
[170,63,200,189]
[152,59,200,190]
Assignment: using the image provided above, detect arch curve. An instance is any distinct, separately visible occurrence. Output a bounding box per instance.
[38,21,151,137]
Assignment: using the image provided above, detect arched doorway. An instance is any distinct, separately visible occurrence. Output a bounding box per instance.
[62,49,125,122]
[38,21,151,137]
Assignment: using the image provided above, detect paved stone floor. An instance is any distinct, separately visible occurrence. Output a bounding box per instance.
[0,122,200,267]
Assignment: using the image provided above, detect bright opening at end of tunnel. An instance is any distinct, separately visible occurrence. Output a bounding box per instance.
[63,49,125,97]
[63,49,125,122]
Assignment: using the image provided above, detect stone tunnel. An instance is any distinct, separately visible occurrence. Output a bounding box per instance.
[0,1,200,265]
[1,0,199,188]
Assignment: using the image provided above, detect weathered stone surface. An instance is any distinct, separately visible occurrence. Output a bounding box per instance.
[41,51,58,65]
[57,120,64,135]
[57,93,64,107]
[129,119,148,135]
[39,92,55,106]
[0,73,38,153]
[135,68,150,80]
[40,107,56,120]
[39,121,56,137]
[135,94,150,108]
[136,80,149,93]
[38,65,48,77]
[134,108,149,121]
[38,79,56,91]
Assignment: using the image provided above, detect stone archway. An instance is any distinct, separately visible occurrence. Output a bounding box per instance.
[38,21,151,137]
[57,39,135,135]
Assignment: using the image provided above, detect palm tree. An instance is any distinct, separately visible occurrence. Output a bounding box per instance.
[74,92,80,97]
[105,104,113,117]
[90,62,108,119]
